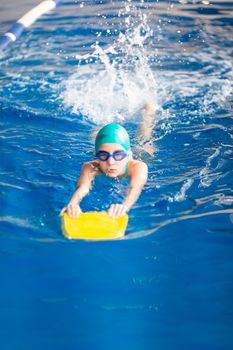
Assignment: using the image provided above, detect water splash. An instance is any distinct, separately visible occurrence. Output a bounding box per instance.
[61,3,157,124]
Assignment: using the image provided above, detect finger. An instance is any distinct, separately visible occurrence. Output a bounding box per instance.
[67,204,75,218]
[67,205,72,217]
[116,204,129,218]
[108,204,115,217]
[108,205,113,217]
[70,204,82,218]
[74,205,82,218]
[121,204,128,216]
[60,207,67,216]
[109,204,126,218]
[114,205,124,218]
[72,207,77,218]
[112,204,120,218]
[72,205,77,218]
[118,205,126,217]
[113,205,121,218]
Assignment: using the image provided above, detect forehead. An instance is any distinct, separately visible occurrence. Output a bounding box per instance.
[98,143,124,152]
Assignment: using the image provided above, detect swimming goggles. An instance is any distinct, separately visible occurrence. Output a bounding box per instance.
[95,150,128,161]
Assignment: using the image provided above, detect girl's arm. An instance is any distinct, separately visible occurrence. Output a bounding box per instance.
[61,162,96,218]
[123,161,148,208]
[108,161,148,218]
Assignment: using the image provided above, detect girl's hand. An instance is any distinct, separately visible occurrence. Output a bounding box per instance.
[108,204,128,218]
[60,202,82,218]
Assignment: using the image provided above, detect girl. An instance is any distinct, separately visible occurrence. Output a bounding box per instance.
[61,103,156,218]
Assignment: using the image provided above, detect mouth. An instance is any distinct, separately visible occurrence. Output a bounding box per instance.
[107,169,117,174]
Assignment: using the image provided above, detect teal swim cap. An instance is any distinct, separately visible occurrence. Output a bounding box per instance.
[95,123,131,152]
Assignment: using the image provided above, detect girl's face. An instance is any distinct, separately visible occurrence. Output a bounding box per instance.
[97,143,128,178]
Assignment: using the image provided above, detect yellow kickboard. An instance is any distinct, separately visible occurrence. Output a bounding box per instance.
[62,212,128,240]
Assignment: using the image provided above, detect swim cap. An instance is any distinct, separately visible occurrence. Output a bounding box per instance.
[95,123,131,152]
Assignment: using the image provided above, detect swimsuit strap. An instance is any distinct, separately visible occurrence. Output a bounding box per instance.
[123,162,129,177]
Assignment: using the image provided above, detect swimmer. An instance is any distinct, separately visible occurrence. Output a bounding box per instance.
[61,103,156,218]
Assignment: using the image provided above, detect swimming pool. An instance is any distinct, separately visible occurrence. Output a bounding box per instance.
[0,0,233,349]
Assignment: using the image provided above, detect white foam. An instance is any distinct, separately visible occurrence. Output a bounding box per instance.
[174,179,194,202]
[60,9,158,124]
[199,148,221,187]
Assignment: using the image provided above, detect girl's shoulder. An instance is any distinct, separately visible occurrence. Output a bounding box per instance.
[128,159,148,176]
[128,159,147,168]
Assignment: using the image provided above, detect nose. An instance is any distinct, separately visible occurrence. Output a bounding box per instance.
[107,155,115,165]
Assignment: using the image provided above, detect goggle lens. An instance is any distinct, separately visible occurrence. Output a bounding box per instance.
[96,150,128,161]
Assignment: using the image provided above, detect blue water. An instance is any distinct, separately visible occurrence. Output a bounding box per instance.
[0,0,233,349]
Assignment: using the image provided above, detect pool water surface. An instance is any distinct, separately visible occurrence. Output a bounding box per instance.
[0,0,233,349]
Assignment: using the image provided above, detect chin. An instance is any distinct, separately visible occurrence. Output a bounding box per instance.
[105,170,120,177]
[106,172,118,178]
